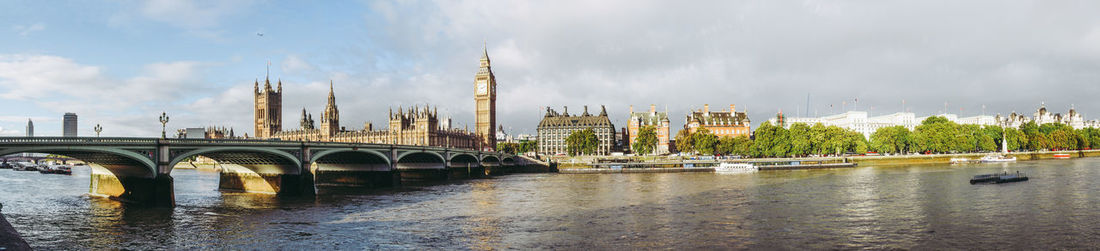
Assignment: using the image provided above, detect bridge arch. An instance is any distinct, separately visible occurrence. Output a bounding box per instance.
[311,149,396,188]
[481,155,501,165]
[396,151,446,163]
[311,149,391,166]
[167,147,302,175]
[168,147,305,195]
[0,146,156,177]
[0,146,167,205]
[449,153,479,164]
[502,157,516,166]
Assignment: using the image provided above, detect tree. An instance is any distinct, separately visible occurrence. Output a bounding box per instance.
[913,116,958,153]
[632,125,658,155]
[675,129,694,153]
[496,142,518,154]
[716,136,736,155]
[692,128,719,155]
[922,116,951,125]
[519,140,538,154]
[1074,129,1091,150]
[1081,128,1100,149]
[787,123,812,157]
[845,130,869,154]
[566,128,599,156]
[809,123,828,155]
[1005,128,1026,151]
[1020,121,1042,151]
[824,126,849,155]
[751,122,788,157]
[730,136,754,156]
[1050,128,1075,150]
[870,126,912,154]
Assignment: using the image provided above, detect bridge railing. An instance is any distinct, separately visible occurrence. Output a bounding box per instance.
[0,137,509,157]
[0,137,157,144]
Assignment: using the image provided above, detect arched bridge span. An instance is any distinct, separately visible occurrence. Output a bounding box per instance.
[0,137,516,207]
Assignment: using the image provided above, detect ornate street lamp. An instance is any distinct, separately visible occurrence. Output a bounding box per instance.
[94,124,102,137]
[159,112,169,139]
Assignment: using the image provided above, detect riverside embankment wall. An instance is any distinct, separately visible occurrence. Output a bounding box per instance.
[554,150,1100,173]
[849,150,1100,166]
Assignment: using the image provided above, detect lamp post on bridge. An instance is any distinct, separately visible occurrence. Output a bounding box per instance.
[159,112,169,139]
[94,124,102,137]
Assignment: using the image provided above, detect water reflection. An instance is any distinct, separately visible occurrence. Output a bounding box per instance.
[3,159,1100,249]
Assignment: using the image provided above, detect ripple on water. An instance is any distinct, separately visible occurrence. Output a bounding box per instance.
[3,160,1100,249]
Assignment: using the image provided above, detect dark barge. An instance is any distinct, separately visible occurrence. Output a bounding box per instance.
[970,171,1029,184]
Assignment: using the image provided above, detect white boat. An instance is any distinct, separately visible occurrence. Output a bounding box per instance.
[715,162,757,174]
[950,158,970,164]
[979,154,1016,163]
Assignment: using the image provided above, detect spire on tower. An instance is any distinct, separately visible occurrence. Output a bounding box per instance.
[326,80,336,105]
[480,41,490,63]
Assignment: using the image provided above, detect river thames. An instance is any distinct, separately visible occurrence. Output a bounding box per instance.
[2,158,1100,249]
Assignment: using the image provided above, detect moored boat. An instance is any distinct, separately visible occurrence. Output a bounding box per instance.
[715,162,757,174]
[1053,153,1071,159]
[970,171,1029,184]
[979,154,1016,163]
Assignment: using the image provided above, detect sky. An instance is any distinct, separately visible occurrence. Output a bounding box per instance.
[1,0,1100,137]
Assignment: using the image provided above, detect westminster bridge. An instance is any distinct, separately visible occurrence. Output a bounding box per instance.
[0,137,525,207]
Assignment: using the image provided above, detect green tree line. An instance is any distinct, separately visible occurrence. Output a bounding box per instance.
[675,122,868,158]
[497,140,538,155]
[870,116,1100,154]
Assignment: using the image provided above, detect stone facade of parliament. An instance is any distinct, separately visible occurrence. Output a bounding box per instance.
[252,49,496,150]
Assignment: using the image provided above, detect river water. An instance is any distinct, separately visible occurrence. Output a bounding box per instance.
[2,158,1100,249]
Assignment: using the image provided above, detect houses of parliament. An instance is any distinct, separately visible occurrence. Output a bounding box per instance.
[252,47,498,151]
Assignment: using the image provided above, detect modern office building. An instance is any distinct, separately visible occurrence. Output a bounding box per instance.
[769,111,918,139]
[26,119,33,137]
[62,113,77,137]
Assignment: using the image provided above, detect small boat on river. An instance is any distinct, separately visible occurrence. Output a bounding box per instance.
[950,158,971,164]
[715,162,757,174]
[979,154,1016,163]
[1053,153,1071,159]
[970,171,1029,184]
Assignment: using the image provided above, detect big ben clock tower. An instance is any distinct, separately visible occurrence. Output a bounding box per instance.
[474,45,497,151]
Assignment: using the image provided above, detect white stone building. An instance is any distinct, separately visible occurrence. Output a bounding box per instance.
[768,111,918,139]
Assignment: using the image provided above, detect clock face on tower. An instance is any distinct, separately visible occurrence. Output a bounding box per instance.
[476,80,488,95]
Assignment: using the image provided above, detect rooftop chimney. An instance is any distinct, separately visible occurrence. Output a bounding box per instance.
[704,104,710,114]
[730,104,736,115]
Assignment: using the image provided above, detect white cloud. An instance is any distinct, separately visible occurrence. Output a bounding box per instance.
[344,0,1100,133]
[0,54,217,136]
[281,55,315,74]
[12,23,45,37]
